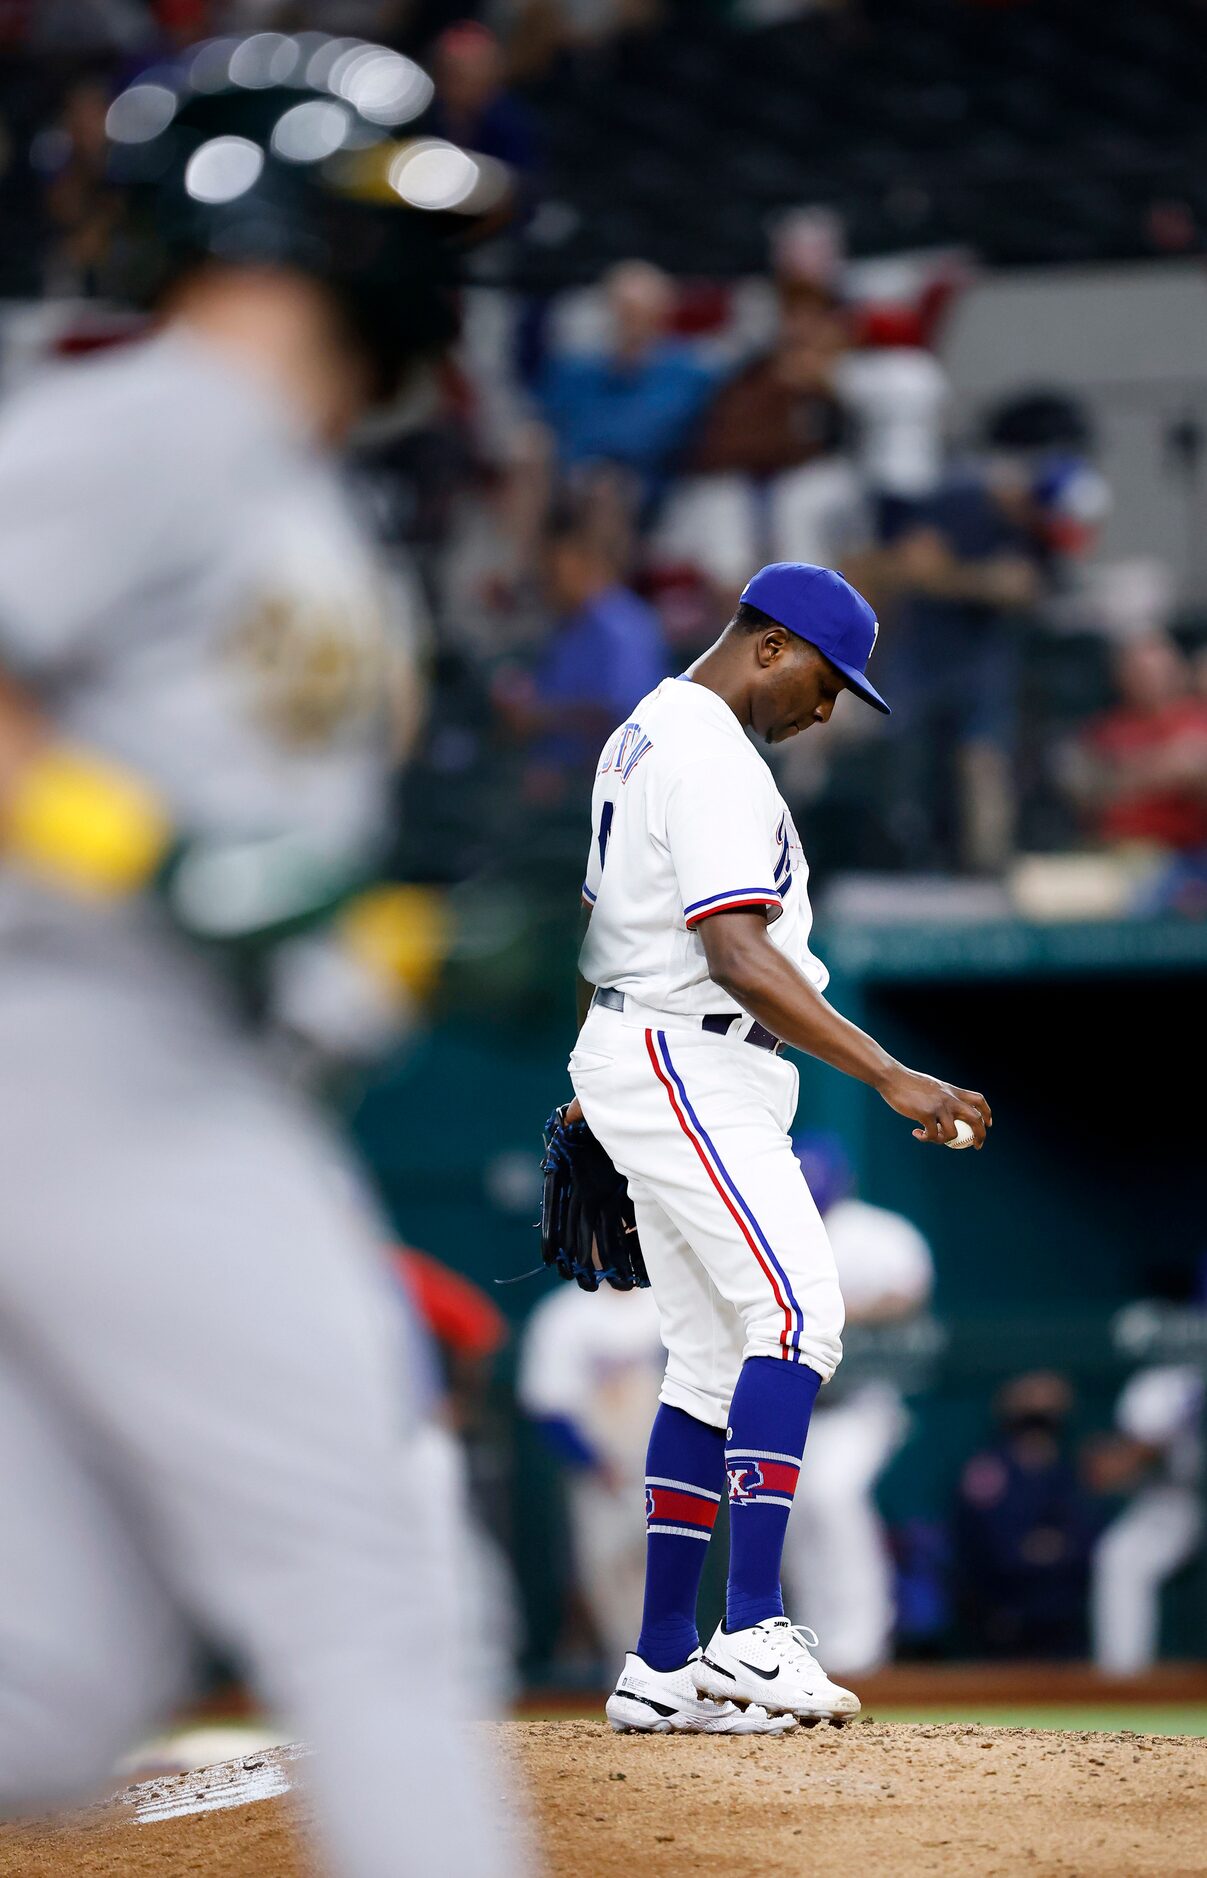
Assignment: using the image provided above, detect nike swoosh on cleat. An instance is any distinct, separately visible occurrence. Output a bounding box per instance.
[617,1693,678,1717]
[736,1659,780,1681]
[699,1654,735,1680]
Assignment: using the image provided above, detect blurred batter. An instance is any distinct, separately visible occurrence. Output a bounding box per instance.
[0,38,522,1878]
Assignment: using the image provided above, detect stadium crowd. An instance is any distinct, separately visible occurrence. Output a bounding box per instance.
[0,1,1205,918]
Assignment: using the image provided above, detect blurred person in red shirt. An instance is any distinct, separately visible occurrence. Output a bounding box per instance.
[395,1244,509,1419]
[151,0,214,47]
[1066,633,1207,853]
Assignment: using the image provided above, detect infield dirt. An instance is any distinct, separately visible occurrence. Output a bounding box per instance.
[1,1717,1204,1877]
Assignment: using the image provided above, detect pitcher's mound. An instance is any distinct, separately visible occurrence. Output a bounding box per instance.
[2,1718,1204,1877]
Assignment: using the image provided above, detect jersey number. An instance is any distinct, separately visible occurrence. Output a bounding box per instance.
[597,800,615,871]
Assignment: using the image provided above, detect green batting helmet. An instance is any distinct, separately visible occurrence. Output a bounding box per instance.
[105,32,510,392]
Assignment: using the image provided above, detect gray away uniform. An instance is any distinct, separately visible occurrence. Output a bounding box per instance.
[0,332,520,1878]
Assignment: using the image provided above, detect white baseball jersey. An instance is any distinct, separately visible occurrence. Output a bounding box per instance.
[578,676,828,1017]
[570,676,844,1409]
[1116,1365,1204,1487]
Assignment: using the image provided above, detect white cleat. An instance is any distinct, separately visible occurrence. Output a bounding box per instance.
[606,1650,797,1735]
[693,1618,861,1723]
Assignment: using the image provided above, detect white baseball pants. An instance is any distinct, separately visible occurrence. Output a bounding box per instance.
[1091,1484,1202,1676]
[570,996,844,1429]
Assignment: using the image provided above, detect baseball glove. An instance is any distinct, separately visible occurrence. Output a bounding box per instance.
[540,1105,648,1292]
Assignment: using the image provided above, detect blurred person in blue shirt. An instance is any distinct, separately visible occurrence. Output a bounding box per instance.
[493,501,669,790]
[427,20,541,203]
[954,1372,1105,1659]
[535,261,715,507]
[881,393,1108,875]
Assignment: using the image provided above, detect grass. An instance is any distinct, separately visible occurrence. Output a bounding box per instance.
[518,1701,1207,1737]
[865,1705,1207,1737]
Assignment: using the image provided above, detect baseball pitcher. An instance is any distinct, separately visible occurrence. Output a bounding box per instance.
[541,560,990,1732]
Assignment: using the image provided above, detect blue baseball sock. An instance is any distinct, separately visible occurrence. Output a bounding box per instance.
[635,1404,725,1671]
[725,1355,821,1633]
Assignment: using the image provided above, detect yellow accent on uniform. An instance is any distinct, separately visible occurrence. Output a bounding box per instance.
[2,744,172,897]
[338,882,450,1002]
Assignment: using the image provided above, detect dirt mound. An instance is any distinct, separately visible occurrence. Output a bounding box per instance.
[2,1718,1205,1877]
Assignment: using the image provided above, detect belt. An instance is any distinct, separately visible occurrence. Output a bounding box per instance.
[591,985,784,1055]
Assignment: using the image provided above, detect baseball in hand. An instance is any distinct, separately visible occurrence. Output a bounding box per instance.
[946,1119,975,1150]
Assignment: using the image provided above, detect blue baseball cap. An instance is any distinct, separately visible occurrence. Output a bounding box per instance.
[739,562,890,715]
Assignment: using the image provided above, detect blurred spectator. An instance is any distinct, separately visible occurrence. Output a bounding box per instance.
[219,2,414,30]
[837,305,949,540]
[395,1244,509,1428]
[35,73,121,297]
[428,20,541,189]
[781,1131,934,1676]
[0,1,31,48]
[25,0,154,54]
[152,1,222,49]
[502,0,663,79]
[954,1373,1104,1659]
[880,436,1107,875]
[1089,1365,1203,1678]
[437,418,556,657]
[653,280,865,603]
[393,1246,520,1702]
[1062,633,1207,855]
[769,204,846,296]
[534,260,715,507]
[517,1282,664,1672]
[492,500,669,787]
[745,0,851,18]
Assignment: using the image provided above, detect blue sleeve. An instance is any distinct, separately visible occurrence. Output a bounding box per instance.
[534,1414,601,1472]
[640,356,717,462]
[601,607,670,721]
[493,96,541,178]
[534,354,574,424]
[618,636,670,717]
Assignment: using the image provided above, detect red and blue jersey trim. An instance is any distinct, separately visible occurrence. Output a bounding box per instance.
[683,885,781,928]
[645,1028,804,1361]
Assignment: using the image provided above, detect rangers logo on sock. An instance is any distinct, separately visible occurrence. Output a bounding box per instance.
[726,1461,765,1503]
